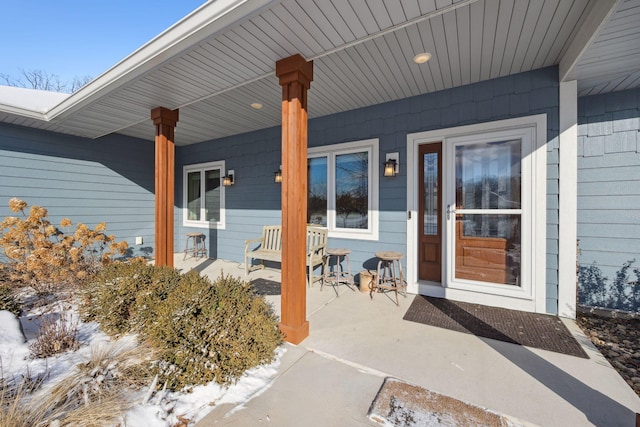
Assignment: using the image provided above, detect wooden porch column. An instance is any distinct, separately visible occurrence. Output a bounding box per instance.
[151,107,179,267]
[276,54,313,344]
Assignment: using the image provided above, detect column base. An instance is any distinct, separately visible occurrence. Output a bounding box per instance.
[279,321,309,345]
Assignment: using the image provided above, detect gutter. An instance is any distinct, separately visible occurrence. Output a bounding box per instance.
[0,103,47,120]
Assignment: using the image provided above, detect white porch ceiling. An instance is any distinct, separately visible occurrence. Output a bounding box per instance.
[566,0,640,96]
[1,0,639,145]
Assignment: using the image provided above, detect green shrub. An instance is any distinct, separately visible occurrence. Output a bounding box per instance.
[80,260,182,335]
[148,272,283,390]
[0,284,22,316]
[82,263,283,390]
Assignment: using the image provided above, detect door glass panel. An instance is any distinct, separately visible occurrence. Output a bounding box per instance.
[335,152,368,229]
[423,152,438,236]
[454,139,521,286]
[455,140,521,210]
[308,157,328,226]
[187,172,201,221]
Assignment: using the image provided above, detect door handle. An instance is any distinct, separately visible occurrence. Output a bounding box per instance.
[446,204,455,220]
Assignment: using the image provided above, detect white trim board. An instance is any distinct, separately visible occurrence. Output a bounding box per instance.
[558,81,578,319]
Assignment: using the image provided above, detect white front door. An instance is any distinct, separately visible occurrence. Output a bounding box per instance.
[407,116,547,313]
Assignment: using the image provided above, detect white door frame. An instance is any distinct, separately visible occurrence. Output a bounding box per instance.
[406,115,547,313]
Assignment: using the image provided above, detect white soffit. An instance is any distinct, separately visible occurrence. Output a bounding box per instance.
[565,0,640,96]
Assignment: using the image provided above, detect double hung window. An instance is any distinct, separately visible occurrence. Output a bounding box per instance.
[183,161,225,228]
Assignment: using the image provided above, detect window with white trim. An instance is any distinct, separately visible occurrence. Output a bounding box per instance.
[183,161,225,228]
[308,139,379,240]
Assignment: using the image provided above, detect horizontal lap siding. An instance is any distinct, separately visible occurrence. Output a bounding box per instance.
[0,124,155,258]
[577,88,640,313]
[178,66,559,313]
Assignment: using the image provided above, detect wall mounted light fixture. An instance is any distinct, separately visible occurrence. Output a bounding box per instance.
[384,153,399,177]
[222,170,235,186]
[274,165,282,183]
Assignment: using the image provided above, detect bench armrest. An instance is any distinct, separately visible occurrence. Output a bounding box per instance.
[307,242,326,256]
[245,237,264,251]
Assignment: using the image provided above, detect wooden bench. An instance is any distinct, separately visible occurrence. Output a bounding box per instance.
[244,225,328,286]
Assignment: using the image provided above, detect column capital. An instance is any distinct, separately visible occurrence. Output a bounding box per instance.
[151,107,179,127]
[276,54,313,88]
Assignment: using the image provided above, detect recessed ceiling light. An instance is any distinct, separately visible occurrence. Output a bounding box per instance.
[250,102,263,109]
[413,52,432,64]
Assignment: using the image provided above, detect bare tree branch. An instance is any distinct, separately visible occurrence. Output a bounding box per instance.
[1,69,92,93]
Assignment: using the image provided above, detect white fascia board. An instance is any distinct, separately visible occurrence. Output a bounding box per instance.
[46,0,278,121]
[0,103,46,120]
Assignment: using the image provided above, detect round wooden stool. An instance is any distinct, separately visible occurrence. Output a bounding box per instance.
[322,248,355,294]
[374,251,407,305]
[183,232,206,260]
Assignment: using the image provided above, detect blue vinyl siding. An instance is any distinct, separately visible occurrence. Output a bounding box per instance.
[176,127,282,260]
[177,66,560,313]
[0,124,155,258]
[0,68,562,313]
[577,88,640,313]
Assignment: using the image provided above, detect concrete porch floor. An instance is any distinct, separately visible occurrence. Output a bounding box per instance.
[174,255,640,427]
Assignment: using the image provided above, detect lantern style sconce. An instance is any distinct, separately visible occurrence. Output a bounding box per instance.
[384,153,399,177]
[274,165,282,183]
[222,170,235,186]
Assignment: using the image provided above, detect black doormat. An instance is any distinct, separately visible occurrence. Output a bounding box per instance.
[403,296,588,358]
[250,278,281,296]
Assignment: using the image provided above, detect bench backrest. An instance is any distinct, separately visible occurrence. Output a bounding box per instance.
[261,225,283,252]
[259,225,328,254]
[306,226,328,253]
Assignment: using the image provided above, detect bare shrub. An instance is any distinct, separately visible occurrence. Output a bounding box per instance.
[29,312,79,358]
[0,198,128,294]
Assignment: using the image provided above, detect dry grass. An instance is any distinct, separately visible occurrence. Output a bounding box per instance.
[2,338,156,427]
[0,379,50,427]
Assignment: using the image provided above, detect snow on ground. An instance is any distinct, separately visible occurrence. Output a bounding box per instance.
[0,308,283,426]
[125,346,285,426]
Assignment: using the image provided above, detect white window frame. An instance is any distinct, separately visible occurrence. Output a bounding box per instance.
[308,138,379,240]
[406,115,547,313]
[182,160,226,229]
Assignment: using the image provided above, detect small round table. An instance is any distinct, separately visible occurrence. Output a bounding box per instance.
[183,232,207,260]
[322,248,355,294]
[374,251,407,305]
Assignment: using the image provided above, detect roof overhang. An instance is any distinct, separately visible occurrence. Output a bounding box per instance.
[1,0,639,145]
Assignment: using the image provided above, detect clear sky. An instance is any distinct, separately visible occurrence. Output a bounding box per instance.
[0,0,206,85]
